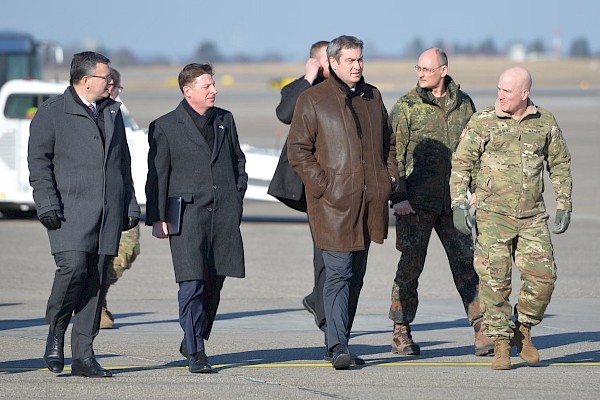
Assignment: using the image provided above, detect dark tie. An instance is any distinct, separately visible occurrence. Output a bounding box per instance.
[88,103,96,114]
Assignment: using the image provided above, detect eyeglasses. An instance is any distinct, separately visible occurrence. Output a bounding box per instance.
[89,75,113,83]
[413,65,445,74]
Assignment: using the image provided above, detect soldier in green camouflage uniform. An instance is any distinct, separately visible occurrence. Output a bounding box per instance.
[101,225,140,327]
[101,67,142,329]
[389,48,493,357]
[450,66,572,370]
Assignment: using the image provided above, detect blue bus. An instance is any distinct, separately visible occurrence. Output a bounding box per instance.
[0,31,62,88]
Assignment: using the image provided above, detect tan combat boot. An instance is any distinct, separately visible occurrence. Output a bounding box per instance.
[491,338,511,370]
[512,321,540,363]
[100,307,114,329]
[391,323,420,355]
[473,317,495,356]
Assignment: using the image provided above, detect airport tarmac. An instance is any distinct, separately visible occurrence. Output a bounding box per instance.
[1,203,599,399]
[1,60,599,399]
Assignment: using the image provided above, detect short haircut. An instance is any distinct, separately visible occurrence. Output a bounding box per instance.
[309,41,329,58]
[432,48,449,67]
[109,67,121,87]
[178,63,214,93]
[327,35,363,61]
[70,51,110,85]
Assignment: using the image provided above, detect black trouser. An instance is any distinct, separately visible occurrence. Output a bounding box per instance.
[390,210,480,324]
[178,275,226,355]
[322,244,369,351]
[305,222,327,332]
[46,251,111,359]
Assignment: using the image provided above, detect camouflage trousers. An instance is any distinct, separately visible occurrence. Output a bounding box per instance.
[475,210,556,339]
[389,210,483,325]
[106,224,141,287]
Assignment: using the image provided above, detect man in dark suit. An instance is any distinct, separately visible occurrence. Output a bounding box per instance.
[28,51,140,378]
[145,63,247,374]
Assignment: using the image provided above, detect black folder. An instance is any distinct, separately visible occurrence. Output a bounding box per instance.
[166,196,183,235]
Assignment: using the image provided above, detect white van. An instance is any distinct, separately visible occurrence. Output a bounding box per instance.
[0,79,148,217]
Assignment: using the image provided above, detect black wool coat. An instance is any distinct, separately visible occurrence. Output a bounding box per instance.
[268,76,315,212]
[145,103,247,282]
[28,88,139,255]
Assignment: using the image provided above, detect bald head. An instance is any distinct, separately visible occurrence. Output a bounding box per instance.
[497,66,532,118]
[499,66,532,91]
[419,48,448,68]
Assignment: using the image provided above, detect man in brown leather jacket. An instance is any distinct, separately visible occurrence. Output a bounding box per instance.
[288,35,398,370]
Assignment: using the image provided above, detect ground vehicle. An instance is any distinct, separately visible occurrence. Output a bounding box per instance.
[0,31,63,89]
[0,79,283,217]
[0,79,149,217]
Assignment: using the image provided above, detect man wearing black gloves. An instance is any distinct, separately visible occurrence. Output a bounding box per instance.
[28,51,139,378]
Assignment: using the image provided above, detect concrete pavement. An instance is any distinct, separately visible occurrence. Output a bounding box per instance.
[1,199,599,399]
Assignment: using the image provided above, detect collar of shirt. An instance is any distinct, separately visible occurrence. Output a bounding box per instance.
[78,95,96,111]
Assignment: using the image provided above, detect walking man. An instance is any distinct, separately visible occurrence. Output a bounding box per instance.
[450,66,572,369]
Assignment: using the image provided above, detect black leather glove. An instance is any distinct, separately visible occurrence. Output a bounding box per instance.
[123,216,140,231]
[452,203,472,236]
[39,210,63,231]
[552,210,571,234]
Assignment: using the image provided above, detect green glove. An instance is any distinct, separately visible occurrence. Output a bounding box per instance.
[552,209,571,234]
[452,204,472,236]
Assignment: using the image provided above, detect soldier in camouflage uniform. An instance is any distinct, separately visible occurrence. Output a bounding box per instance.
[450,66,572,370]
[100,67,141,329]
[389,48,493,357]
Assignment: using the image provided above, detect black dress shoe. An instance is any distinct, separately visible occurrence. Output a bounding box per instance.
[330,345,352,370]
[71,357,112,378]
[43,333,64,373]
[187,351,212,373]
[324,348,365,366]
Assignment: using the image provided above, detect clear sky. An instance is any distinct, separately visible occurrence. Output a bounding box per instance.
[2,0,599,60]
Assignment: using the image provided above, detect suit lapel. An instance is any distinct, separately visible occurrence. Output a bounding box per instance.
[102,102,120,161]
[63,90,108,159]
[212,114,226,163]
[175,104,212,155]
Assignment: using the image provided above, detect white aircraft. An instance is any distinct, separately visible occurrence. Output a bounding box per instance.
[240,144,279,203]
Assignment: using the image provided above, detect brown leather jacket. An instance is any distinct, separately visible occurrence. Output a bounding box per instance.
[287,74,398,251]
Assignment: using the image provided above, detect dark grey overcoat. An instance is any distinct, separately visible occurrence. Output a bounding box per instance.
[28,88,140,255]
[145,103,247,282]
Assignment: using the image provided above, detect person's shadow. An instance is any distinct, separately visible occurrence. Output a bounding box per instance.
[2,308,598,375]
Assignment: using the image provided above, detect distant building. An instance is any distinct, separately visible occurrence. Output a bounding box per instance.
[508,43,526,62]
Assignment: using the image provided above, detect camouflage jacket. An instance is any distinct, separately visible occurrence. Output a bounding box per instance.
[390,76,475,214]
[450,101,572,218]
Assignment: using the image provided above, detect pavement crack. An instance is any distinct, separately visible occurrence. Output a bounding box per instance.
[238,375,351,399]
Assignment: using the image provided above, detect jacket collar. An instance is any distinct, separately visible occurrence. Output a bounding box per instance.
[67,86,117,114]
[175,102,225,161]
[495,99,538,120]
[416,75,459,105]
[328,66,373,100]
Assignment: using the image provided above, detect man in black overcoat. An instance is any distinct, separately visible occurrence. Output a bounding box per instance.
[145,63,247,374]
[28,51,140,377]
